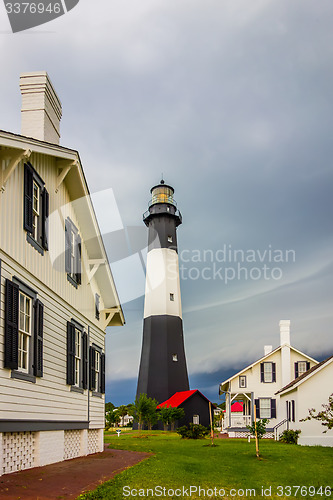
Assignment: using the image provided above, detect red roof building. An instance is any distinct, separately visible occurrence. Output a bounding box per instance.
[157,390,215,429]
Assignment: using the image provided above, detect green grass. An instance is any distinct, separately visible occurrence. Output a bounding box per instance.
[78,431,333,499]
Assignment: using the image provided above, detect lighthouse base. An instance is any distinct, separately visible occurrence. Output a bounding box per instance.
[136,315,189,405]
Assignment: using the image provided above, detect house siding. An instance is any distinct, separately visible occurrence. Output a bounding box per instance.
[0,132,120,474]
[280,361,333,446]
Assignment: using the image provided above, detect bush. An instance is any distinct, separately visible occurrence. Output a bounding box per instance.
[176,423,210,439]
[279,429,301,444]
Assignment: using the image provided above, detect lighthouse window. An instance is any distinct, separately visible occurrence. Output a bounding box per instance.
[172,354,178,362]
[168,235,173,243]
[170,293,174,301]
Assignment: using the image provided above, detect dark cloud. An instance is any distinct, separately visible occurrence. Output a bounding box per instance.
[1,0,332,404]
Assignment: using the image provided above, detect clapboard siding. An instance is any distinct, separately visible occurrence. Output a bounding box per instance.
[0,153,106,329]
[0,143,110,429]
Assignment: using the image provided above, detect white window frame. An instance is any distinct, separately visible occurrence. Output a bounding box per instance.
[18,291,32,373]
[74,327,81,387]
[259,398,271,419]
[263,362,273,383]
[172,354,178,362]
[193,415,199,424]
[297,361,307,376]
[239,375,247,388]
[168,235,173,243]
[32,181,40,241]
[95,350,100,391]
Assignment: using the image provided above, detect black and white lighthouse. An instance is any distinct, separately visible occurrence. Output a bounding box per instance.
[136,180,190,404]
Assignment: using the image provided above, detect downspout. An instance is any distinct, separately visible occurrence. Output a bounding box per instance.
[87,326,90,425]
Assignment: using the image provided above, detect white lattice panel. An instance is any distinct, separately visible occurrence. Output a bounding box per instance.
[235,431,250,438]
[2,432,35,474]
[63,430,81,460]
[87,429,99,454]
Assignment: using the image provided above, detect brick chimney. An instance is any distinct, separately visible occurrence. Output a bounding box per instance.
[280,320,291,387]
[20,72,62,144]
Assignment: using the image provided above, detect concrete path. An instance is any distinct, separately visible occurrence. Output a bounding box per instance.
[0,447,150,500]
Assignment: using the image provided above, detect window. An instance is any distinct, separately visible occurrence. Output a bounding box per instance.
[193,415,199,424]
[170,293,174,301]
[239,375,247,388]
[95,294,100,321]
[168,235,173,243]
[18,291,32,372]
[65,218,82,288]
[286,400,295,422]
[295,361,310,378]
[4,278,43,381]
[89,345,105,394]
[67,321,87,390]
[172,354,178,362]
[260,362,276,383]
[74,327,81,387]
[255,398,276,419]
[24,162,49,254]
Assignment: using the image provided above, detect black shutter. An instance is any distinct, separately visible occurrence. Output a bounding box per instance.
[66,322,75,385]
[292,400,295,422]
[24,163,33,233]
[82,331,88,390]
[254,399,260,418]
[65,219,71,274]
[295,362,299,379]
[75,234,82,285]
[306,361,310,371]
[33,299,43,377]
[100,353,105,394]
[4,279,19,370]
[260,363,264,382]
[272,363,276,382]
[42,188,49,250]
[271,399,276,419]
[89,346,96,391]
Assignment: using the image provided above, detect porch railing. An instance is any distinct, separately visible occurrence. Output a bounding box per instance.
[273,419,289,441]
[228,415,252,428]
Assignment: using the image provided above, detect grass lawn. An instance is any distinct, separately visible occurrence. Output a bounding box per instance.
[78,431,333,499]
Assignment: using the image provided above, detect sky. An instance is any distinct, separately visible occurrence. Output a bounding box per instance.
[1,0,332,406]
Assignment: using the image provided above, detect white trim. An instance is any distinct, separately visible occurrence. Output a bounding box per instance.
[277,357,333,396]
[220,345,318,389]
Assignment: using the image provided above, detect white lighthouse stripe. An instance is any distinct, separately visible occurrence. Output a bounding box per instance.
[144,248,182,319]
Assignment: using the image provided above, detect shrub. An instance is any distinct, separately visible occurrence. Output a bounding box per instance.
[176,423,210,439]
[279,429,301,444]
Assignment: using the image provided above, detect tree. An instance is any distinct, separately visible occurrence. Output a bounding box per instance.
[105,402,116,430]
[117,405,129,426]
[145,398,159,430]
[158,406,172,431]
[301,393,333,433]
[105,408,120,429]
[130,393,158,430]
[157,406,185,431]
[169,407,185,431]
[247,418,269,458]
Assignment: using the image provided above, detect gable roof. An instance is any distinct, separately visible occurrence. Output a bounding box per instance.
[0,129,124,327]
[276,354,333,395]
[219,344,318,393]
[157,390,214,408]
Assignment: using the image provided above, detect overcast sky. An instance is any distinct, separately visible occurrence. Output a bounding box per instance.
[1,0,332,405]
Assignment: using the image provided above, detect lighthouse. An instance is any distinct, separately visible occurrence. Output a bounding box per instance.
[136,180,190,404]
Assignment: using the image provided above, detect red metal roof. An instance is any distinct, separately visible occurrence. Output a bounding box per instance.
[157,390,207,408]
[231,402,243,412]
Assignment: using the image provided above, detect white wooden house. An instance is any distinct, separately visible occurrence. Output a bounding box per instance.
[276,355,333,446]
[0,72,124,475]
[219,320,318,438]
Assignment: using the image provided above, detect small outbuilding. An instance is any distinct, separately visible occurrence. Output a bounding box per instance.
[157,389,215,428]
